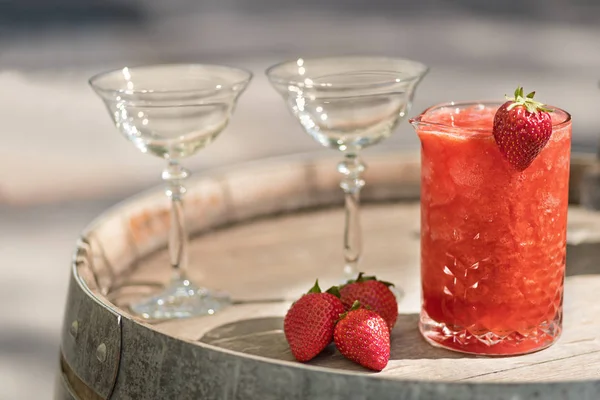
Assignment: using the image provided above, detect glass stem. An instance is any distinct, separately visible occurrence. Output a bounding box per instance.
[162,160,190,281]
[338,153,366,281]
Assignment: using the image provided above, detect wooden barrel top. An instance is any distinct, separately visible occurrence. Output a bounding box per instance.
[58,151,600,400]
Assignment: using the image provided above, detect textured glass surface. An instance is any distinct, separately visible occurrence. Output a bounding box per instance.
[412,101,571,355]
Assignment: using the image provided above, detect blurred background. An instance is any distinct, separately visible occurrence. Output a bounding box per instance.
[1,0,599,398]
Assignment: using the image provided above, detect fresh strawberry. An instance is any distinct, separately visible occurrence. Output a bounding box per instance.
[334,301,391,371]
[493,86,554,171]
[339,272,398,331]
[283,280,345,362]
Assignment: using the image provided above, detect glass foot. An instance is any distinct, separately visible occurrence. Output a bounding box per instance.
[419,309,561,356]
[130,277,231,320]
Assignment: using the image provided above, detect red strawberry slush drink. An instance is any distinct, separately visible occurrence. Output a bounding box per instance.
[410,93,571,355]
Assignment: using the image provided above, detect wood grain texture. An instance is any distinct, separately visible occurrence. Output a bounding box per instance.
[69,152,600,394]
[136,204,600,383]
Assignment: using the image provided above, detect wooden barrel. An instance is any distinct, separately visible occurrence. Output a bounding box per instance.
[55,151,600,400]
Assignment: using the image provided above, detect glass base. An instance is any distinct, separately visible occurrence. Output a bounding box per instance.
[419,309,562,356]
[130,276,231,320]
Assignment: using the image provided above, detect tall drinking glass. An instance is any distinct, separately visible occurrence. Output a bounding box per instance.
[267,57,428,286]
[411,101,572,355]
[90,64,252,319]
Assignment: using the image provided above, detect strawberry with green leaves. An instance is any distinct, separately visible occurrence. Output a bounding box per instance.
[493,86,554,171]
[339,272,398,331]
[283,280,345,362]
[334,301,391,371]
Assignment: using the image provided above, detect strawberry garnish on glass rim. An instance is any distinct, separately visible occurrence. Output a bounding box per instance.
[492,86,554,171]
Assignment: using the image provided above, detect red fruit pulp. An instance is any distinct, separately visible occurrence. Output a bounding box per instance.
[414,102,571,355]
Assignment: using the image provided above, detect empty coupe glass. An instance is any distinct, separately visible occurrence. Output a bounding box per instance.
[266,56,427,287]
[90,64,252,319]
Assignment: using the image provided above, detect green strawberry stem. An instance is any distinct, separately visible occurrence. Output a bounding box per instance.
[307,280,342,298]
[308,280,322,294]
[326,285,341,298]
[506,86,553,114]
[343,272,395,288]
[337,300,363,322]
